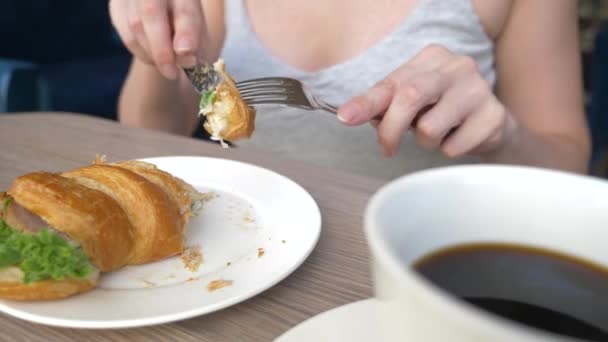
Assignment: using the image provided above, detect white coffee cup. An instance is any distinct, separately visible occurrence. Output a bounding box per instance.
[365,165,608,341]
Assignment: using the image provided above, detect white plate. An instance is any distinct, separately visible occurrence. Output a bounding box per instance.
[276,299,383,342]
[0,156,321,328]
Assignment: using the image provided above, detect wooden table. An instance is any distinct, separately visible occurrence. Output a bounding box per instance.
[0,113,385,341]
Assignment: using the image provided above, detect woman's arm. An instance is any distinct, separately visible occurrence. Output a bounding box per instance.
[117,60,199,135]
[488,0,590,172]
[110,0,226,136]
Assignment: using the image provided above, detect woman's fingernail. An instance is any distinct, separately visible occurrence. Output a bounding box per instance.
[175,37,193,52]
[337,103,361,123]
[178,55,197,68]
[160,64,178,80]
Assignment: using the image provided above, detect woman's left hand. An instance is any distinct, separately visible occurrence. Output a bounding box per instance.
[337,44,517,158]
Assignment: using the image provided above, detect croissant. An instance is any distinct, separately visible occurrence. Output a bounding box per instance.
[0,158,204,300]
[199,59,256,145]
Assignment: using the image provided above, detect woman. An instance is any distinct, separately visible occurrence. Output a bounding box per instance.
[110,0,590,179]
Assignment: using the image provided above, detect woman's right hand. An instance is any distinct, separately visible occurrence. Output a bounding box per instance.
[109,0,207,80]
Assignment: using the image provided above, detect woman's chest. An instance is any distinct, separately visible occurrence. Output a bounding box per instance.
[242,0,512,73]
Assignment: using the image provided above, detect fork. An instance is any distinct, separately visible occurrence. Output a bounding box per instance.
[183,64,339,114]
[236,77,338,114]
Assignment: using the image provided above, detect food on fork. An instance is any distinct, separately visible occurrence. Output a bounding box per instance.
[198,59,256,147]
[0,157,206,300]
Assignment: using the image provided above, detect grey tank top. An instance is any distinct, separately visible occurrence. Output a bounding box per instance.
[220,0,495,180]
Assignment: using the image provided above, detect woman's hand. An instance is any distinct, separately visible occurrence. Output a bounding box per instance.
[338,44,517,159]
[109,0,207,79]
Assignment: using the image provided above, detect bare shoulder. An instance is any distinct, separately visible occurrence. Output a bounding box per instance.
[471,0,513,40]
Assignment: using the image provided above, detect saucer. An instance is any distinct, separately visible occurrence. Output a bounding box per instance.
[276,299,382,341]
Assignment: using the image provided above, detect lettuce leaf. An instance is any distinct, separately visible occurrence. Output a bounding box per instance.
[0,219,93,284]
[2,196,11,215]
[199,90,217,112]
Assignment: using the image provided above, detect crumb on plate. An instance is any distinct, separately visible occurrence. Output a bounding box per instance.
[181,245,203,272]
[141,279,157,288]
[207,279,233,292]
[257,247,265,258]
[243,212,255,223]
[93,154,107,164]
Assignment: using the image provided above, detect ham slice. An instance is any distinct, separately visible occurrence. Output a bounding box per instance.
[1,197,69,240]
[3,200,48,233]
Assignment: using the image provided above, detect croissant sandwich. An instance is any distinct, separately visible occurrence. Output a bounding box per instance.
[0,157,206,300]
[199,59,256,147]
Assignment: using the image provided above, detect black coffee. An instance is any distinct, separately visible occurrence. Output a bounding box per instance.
[413,243,608,341]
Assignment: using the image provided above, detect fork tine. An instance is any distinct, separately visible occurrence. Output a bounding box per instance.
[236,77,296,86]
[241,95,291,104]
[242,92,303,102]
[236,80,285,89]
[243,98,290,105]
[239,88,297,97]
[241,93,290,100]
[244,99,315,109]
[236,78,302,93]
[235,76,330,112]
[237,83,299,92]
[237,84,282,93]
